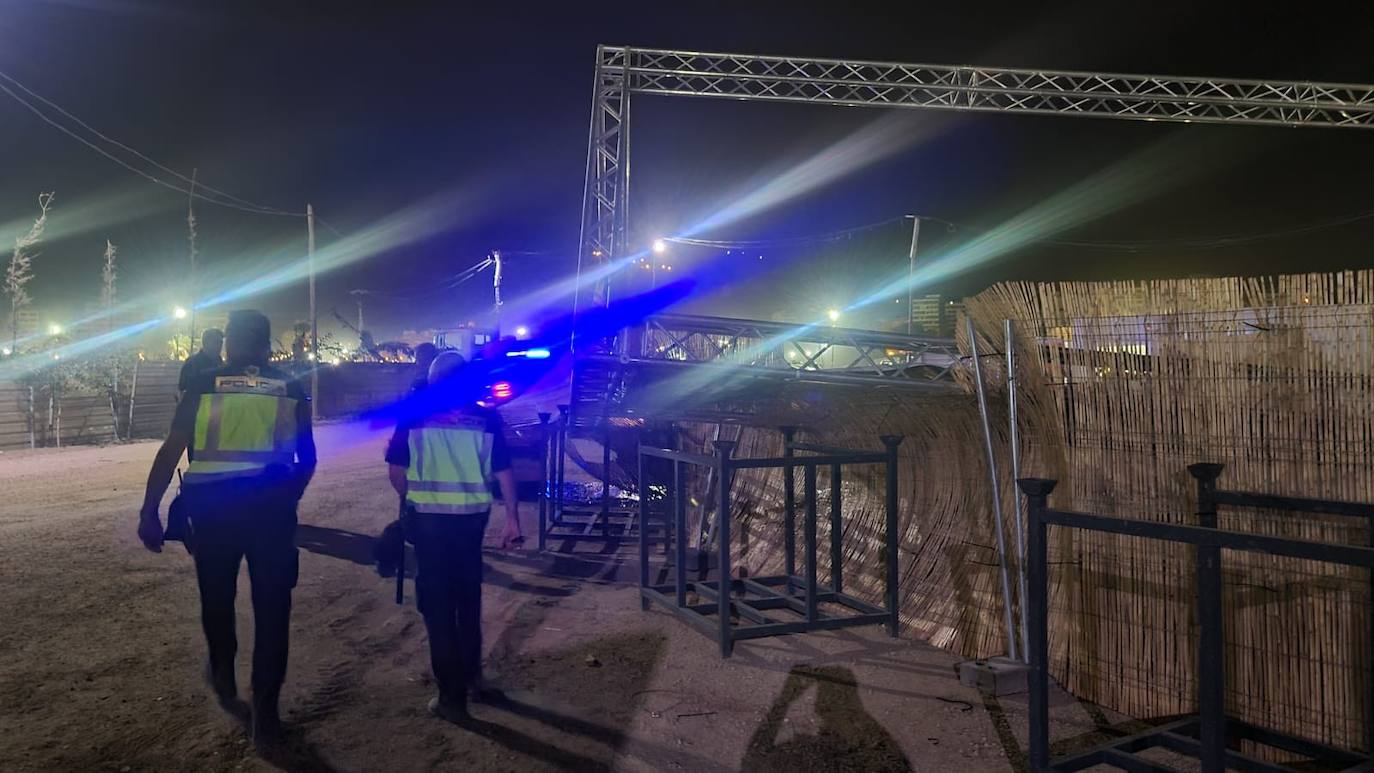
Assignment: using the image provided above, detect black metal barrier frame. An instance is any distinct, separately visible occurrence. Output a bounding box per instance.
[533,406,645,549]
[1019,466,1374,773]
[637,429,903,657]
[537,405,667,549]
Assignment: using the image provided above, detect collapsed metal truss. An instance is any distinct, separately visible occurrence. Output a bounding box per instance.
[568,313,960,429]
[640,313,958,383]
[574,45,1374,316]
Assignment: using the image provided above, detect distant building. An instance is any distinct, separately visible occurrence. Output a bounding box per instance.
[945,300,965,336]
[909,295,963,337]
[911,294,944,336]
[7,309,39,340]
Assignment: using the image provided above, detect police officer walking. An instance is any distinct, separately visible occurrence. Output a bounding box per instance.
[385,350,522,723]
[137,310,316,747]
[178,327,224,399]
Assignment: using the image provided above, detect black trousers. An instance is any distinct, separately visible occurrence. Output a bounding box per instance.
[408,510,489,707]
[183,479,299,711]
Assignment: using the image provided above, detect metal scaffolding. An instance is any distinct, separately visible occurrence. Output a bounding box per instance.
[567,313,959,431]
[638,432,904,657]
[639,312,957,382]
[574,45,1374,316]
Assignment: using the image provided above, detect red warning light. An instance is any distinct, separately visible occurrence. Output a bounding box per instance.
[491,381,514,400]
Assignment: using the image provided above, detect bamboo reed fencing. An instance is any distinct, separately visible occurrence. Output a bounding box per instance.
[676,269,1372,752]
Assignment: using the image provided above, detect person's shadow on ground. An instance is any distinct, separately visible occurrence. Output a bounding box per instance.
[295,524,378,567]
[294,524,575,597]
[742,665,912,773]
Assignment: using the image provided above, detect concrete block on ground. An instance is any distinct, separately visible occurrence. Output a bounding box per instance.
[957,655,1030,696]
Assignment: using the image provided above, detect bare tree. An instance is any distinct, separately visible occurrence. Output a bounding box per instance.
[101,239,118,318]
[5,192,55,350]
[187,169,198,344]
[101,239,121,438]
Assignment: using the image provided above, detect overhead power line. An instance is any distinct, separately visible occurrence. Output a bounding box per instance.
[1043,209,1374,251]
[665,216,906,248]
[0,68,306,218]
[363,256,495,300]
[669,205,1374,253]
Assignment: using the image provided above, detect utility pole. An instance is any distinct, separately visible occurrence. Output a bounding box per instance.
[307,203,318,421]
[492,249,503,337]
[349,290,366,339]
[188,168,198,348]
[905,215,920,335]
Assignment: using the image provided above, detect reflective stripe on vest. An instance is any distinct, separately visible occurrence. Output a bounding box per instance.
[405,412,493,515]
[185,375,297,485]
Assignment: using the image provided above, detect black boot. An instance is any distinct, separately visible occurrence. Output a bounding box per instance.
[427,695,471,725]
[205,662,249,720]
[251,696,285,749]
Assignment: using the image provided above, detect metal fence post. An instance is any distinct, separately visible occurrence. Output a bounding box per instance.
[715,439,736,657]
[882,435,904,636]
[830,462,843,593]
[804,463,819,623]
[969,316,1019,660]
[601,428,612,536]
[781,426,797,592]
[638,436,649,610]
[126,358,140,440]
[1189,463,1227,773]
[1017,478,1056,773]
[675,459,688,608]
[555,405,568,524]
[660,461,672,556]
[1363,502,1374,763]
[1007,318,1030,662]
[538,412,551,552]
[1363,499,1374,757]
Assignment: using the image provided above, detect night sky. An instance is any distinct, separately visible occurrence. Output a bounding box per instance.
[1,1,1372,340]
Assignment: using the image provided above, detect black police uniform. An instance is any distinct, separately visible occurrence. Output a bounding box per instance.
[171,362,316,721]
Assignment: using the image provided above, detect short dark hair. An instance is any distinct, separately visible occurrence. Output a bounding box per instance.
[201,328,224,347]
[225,310,271,355]
[414,342,437,361]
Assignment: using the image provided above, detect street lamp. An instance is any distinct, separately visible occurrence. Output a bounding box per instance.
[514,325,530,339]
[173,306,188,320]
[652,238,667,254]
[47,323,62,335]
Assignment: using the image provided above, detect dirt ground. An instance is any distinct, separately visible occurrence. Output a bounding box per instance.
[0,421,1133,772]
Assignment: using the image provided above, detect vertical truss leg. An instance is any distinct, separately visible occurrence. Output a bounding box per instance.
[538,412,550,552]
[830,462,843,594]
[715,440,736,658]
[804,464,819,624]
[675,460,688,608]
[782,426,796,594]
[638,435,649,611]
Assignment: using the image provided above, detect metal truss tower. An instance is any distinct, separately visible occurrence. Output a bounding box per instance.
[574,45,1374,317]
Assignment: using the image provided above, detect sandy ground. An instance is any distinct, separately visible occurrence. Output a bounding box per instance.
[0,422,1138,772]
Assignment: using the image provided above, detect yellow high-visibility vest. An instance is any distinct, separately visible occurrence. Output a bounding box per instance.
[184,372,298,485]
[405,410,494,515]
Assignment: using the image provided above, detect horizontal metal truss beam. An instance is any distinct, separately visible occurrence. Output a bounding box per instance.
[640,312,960,385]
[603,46,1374,129]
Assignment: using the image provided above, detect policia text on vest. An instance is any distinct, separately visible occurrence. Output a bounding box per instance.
[137,311,316,749]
